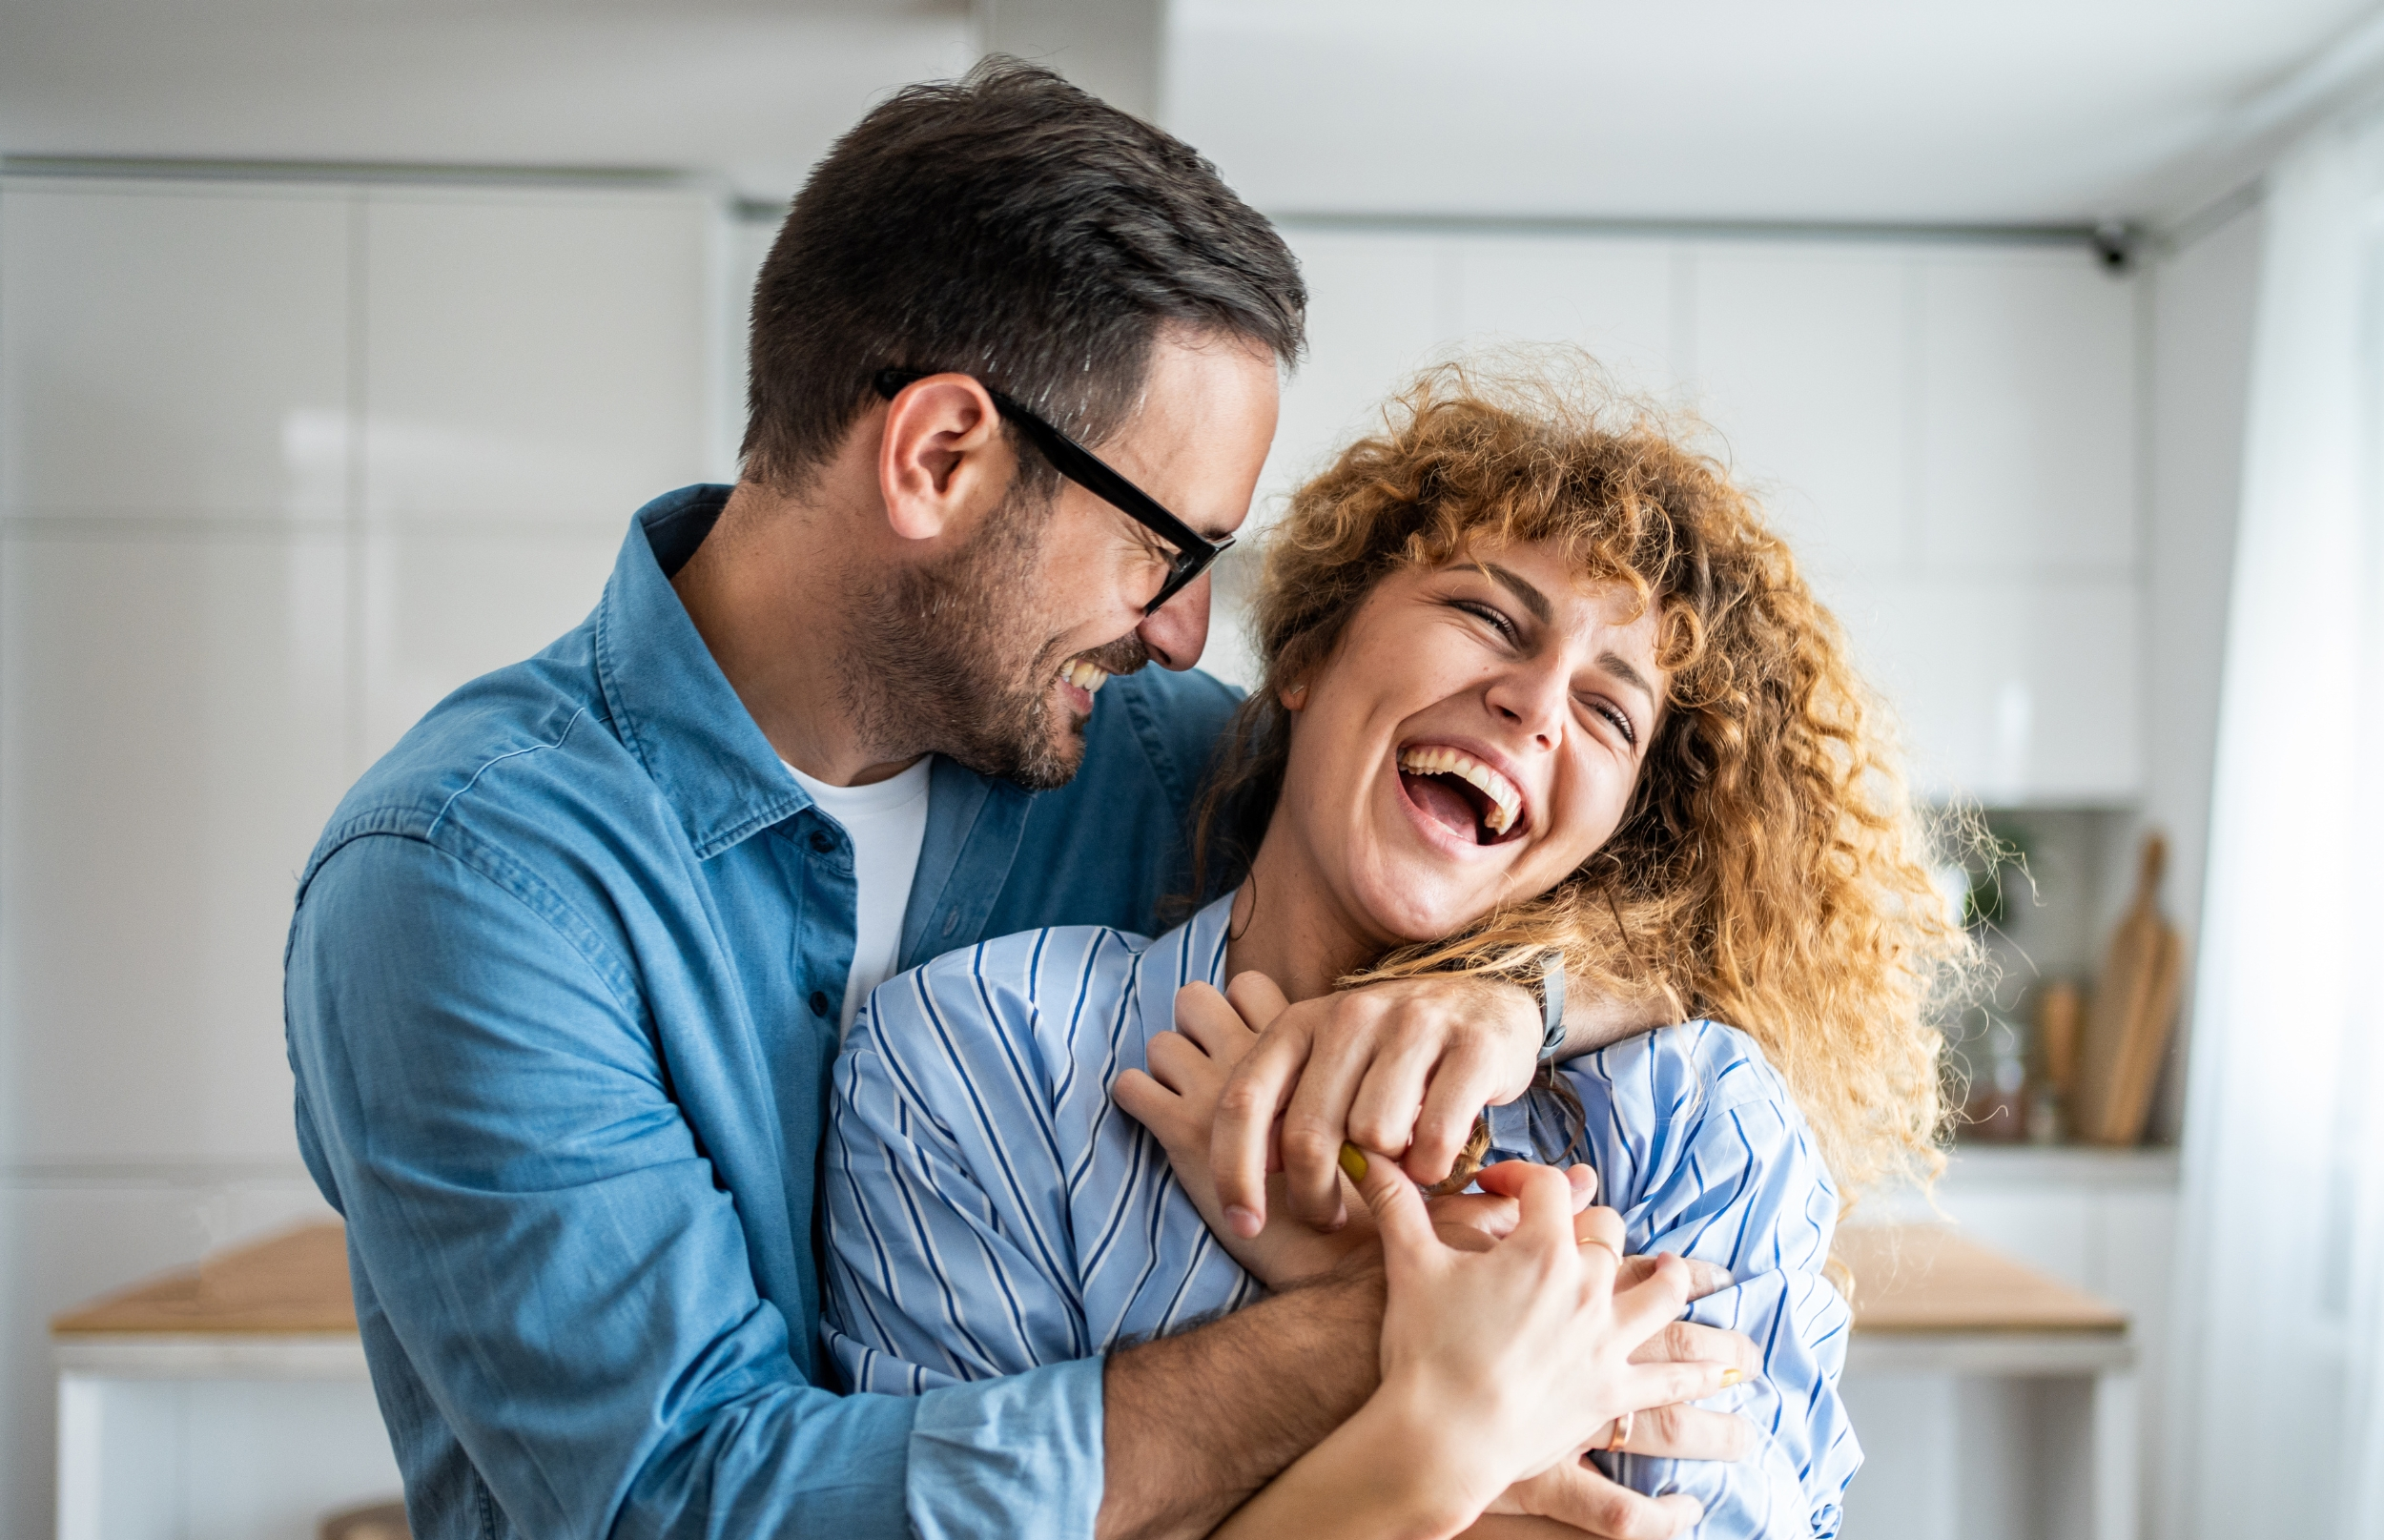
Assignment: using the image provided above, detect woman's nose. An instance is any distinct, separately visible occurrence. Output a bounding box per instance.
[1485,661,1566,748]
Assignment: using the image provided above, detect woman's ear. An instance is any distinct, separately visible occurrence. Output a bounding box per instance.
[1277,681,1309,711]
[877,374,1010,544]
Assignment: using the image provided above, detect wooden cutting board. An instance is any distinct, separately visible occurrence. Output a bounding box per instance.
[2072,832,2185,1146]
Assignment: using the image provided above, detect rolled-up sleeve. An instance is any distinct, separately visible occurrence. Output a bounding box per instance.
[287,832,1103,1538]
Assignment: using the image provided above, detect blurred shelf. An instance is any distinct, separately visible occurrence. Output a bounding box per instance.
[1938,1143,2179,1188]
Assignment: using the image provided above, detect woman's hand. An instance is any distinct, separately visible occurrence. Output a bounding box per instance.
[1116,975,1378,1285]
[1355,1152,1744,1524]
[1209,1154,1748,1540]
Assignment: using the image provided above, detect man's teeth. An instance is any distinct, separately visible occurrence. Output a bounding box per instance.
[1063,660,1108,695]
[1398,746,1523,834]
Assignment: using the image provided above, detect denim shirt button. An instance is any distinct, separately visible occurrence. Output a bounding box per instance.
[808,990,831,1018]
[808,831,834,854]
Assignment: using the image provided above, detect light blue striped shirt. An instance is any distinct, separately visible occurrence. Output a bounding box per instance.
[823,896,1860,1537]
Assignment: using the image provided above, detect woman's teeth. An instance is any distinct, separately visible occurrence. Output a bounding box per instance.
[1397,746,1523,834]
[1063,659,1108,695]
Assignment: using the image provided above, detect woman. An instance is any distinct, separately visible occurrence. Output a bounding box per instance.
[821,360,1965,1538]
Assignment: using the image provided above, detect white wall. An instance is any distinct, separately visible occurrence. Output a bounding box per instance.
[1214,222,2147,811]
[0,175,730,1540]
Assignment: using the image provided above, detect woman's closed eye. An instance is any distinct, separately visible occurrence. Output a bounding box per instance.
[1449,597,1520,643]
[1583,696,1636,747]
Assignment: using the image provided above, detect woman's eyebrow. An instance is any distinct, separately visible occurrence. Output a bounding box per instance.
[1475,563,1553,624]
[1598,651,1657,710]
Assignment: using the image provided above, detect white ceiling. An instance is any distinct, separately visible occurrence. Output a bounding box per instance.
[1,0,2376,224]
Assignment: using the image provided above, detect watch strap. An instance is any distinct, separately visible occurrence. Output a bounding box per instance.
[1531,951,1568,1061]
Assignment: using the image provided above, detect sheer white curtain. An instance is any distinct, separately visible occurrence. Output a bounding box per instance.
[2167,108,2384,1540]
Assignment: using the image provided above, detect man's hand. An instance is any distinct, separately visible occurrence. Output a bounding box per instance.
[1203,971,1539,1233]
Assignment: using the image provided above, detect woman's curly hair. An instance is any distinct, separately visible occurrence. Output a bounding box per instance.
[1192,356,1975,1196]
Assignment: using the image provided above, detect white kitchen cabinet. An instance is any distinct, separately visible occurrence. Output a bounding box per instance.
[1826,572,2141,803]
[360,523,623,762]
[1688,243,1915,577]
[361,188,718,524]
[0,184,351,521]
[1919,252,2138,574]
[1249,224,2145,807]
[1262,230,1449,518]
[1447,234,1676,396]
[0,527,351,1165]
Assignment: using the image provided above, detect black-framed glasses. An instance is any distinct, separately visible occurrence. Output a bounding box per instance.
[874,368,1234,615]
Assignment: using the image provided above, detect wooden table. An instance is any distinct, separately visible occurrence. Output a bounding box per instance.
[1832,1224,2136,1540]
[57,1221,2133,1540]
[51,1223,396,1540]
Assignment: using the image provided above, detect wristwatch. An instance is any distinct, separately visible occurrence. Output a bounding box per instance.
[1524,950,1568,1061]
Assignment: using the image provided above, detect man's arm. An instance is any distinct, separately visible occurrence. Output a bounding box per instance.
[289,835,1103,1539]
[1099,1262,1385,1540]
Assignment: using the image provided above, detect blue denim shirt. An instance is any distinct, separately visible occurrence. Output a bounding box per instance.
[285,484,1240,1540]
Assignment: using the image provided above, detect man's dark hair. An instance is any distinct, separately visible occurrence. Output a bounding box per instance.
[742,57,1306,492]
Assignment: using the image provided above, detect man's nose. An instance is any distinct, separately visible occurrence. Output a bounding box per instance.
[1136,573,1212,671]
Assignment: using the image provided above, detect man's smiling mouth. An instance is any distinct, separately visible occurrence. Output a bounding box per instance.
[1061,658,1109,695]
[1397,745,1526,844]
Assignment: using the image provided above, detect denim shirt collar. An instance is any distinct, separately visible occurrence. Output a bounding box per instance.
[594,485,816,860]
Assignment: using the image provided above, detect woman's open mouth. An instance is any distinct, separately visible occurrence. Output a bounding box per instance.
[1396,745,1528,847]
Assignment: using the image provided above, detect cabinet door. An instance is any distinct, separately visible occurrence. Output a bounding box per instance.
[1826,572,2142,804]
[1449,234,1676,397]
[1687,243,1914,579]
[362,189,716,524]
[1263,229,1449,520]
[0,182,350,521]
[1920,252,2137,573]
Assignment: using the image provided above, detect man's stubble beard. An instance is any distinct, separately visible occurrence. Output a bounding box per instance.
[836,484,1149,792]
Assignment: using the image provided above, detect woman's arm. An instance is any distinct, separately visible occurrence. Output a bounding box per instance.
[1211,1152,1741,1540]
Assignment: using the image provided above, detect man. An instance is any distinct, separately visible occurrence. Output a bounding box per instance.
[286,60,1744,1540]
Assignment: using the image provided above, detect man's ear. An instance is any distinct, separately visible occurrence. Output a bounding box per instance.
[876,374,1012,544]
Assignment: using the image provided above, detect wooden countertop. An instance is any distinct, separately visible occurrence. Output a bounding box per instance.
[51,1222,355,1336]
[1833,1223,2127,1334]
[51,1220,2125,1341]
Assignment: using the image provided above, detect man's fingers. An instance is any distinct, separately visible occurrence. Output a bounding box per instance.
[1404,1035,1505,1183]
[1344,1030,1440,1159]
[1223,970,1290,1033]
[1629,1320,1761,1380]
[1509,1459,1703,1540]
[1211,1026,1310,1236]
[1617,1404,1755,1462]
[1278,1020,1379,1229]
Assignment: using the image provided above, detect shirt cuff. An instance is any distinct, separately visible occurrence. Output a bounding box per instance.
[907,1356,1105,1540]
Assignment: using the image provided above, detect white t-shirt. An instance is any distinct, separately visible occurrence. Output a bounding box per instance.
[783,755,935,1035]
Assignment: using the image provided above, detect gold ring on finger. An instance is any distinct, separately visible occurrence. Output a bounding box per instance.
[1607,1410,1634,1453]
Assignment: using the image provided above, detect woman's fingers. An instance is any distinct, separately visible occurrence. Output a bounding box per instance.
[1345,1142,1438,1260]
[1211,1021,1312,1236]
[1223,970,1291,1034]
[1613,1251,1735,1301]
[1490,1460,1704,1540]
[1609,1250,1697,1339]
[1472,1159,1598,1213]
[1612,1403,1754,1462]
[1629,1320,1761,1378]
[1171,982,1242,1059]
[1621,1357,1747,1416]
